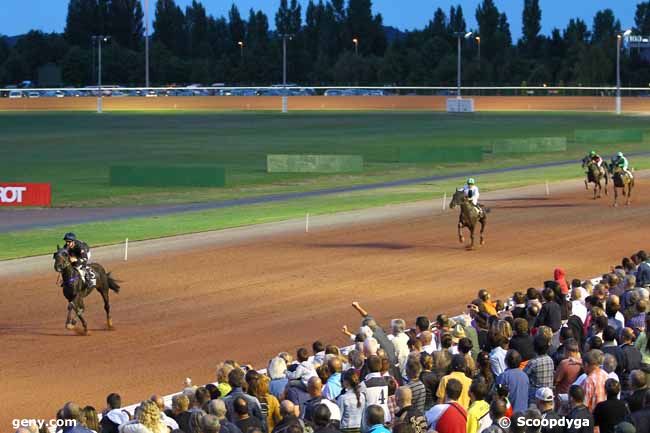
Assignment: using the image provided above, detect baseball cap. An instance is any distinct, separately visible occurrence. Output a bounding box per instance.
[614,422,636,433]
[535,387,554,402]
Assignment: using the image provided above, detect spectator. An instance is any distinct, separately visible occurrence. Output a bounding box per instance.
[201,415,223,433]
[268,358,289,399]
[234,398,263,433]
[628,390,650,431]
[337,369,365,433]
[311,405,340,433]
[481,398,508,433]
[364,406,390,433]
[134,400,167,433]
[458,338,476,376]
[222,368,267,432]
[606,296,625,331]
[565,385,594,433]
[625,370,648,413]
[403,358,426,413]
[523,334,555,405]
[553,339,583,395]
[415,316,430,336]
[594,379,630,433]
[602,327,619,357]
[420,331,437,354]
[627,300,647,332]
[303,377,325,423]
[419,353,439,411]
[390,319,410,364]
[552,327,576,367]
[101,394,129,433]
[511,292,527,319]
[466,379,491,433]
[509,318,535,362]
[216,363,235,398]
[633,316,650,380]
[554,268,570,295]
[489,334,509,376]
[616,328,642,391]
[497,349,529,413]
[620,276,638,311]
[536,288,562,332]
[425,379,467,433]
[323,357,343,401]
[250,375,281,431]
[571,288,588,323]
[637,251,650,287]
[196,387,211,411]
[171,394,192,433]
[436,355,472,410]
[533,388,563,433]
[478,289,498,317]
[359,355,390,423]
[272,401,303,433]
[150,395,179,432]
[393,386,427,433]
[581,350,609,412]
[81,407,100,433]
[312,341,326,366]
[206,399,243,433]
[351,302,397,366]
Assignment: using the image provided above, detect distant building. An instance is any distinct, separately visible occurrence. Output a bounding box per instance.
[627,35,650,63]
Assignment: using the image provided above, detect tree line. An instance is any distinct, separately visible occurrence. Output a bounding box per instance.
[1,0,650,87]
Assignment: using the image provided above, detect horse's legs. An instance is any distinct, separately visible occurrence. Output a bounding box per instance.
[613,188,619,207]
[626,184,631,206]
[593,182,598,199]
[65,302,76,330]
[99,287,114,330]
[458,221,464,244]
[479,218,486,245]
[72,295,88,335]
[468,225,476,250]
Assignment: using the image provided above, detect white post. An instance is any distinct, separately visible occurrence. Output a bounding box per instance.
[442,192,447,210]
[282,96,288,113]
[124,238,129,261]
[545,181,550,196]
[305,213,310,233]
[616,35,622,115]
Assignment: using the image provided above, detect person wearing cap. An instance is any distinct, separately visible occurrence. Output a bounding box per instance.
[462,178,486,217]
[534,387,564,433]
[62,232,96,290]
[611,152,633,179]
[565,385,594,433]
[584,150,605,176]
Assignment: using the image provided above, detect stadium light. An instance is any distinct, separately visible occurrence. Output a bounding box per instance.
[616,29,633,115]
[475,36,481,64]
[454,32,473,98]
[144,0,150,88]
[352,38,359,55]
[279,34,294,86]
[91,35,110,114]
[238,41,244,59]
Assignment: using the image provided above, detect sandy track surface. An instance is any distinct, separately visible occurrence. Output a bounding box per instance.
[0,177,648,428]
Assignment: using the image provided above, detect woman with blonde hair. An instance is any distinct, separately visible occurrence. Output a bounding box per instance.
[82,406,100,433]
[137,400,167,433]
[247,374,281,430]
[216,362,234,397]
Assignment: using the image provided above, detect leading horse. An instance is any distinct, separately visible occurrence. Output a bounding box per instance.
[53,246,121,335]
[581,156,608,199]
[449,189,488,250]
[609,164,634,207]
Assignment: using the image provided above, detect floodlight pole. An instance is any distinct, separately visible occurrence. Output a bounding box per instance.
[617,29,633,115]
[280,34,293,86]
[93,35,109,113]
[455,32,472,99]
[145,0,150,88]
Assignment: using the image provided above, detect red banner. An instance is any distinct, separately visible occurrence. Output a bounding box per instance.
[0,183,51,207]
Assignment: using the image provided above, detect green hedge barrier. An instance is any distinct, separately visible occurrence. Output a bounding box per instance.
[110,165,226,187]
[398,146,483,163]
[267,154,363,173]
[575,129,644,143]
[492,137,567,153]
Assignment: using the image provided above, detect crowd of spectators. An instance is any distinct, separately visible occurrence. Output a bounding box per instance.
[28,250,650,433]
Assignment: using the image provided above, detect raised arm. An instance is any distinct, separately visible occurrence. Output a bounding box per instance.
[352,301,369,317]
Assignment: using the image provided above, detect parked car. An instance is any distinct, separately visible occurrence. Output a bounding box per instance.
[9,90,23,99]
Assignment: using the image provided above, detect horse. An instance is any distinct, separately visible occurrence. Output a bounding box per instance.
[53,246,121,335]
[581,157,608,199]
[449,189,488,250]
[609,164,634,207]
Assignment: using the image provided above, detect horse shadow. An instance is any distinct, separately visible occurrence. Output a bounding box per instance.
[495,203,580,210]
[308,242,414,250]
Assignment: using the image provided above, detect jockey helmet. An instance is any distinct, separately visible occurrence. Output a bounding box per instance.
[617,151,624,157]
[467,178,476,185]
[590,150,596,156]
[63,232,77,242]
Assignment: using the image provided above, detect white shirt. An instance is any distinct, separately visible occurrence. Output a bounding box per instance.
[571,301,588,323]
[463,185,480,205]
[320,398,342,421]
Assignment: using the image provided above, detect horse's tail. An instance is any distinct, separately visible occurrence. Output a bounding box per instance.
[107,273,121,293]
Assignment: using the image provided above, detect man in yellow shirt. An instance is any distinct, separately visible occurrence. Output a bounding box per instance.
[436,355,473,410]
[466,379,491,433]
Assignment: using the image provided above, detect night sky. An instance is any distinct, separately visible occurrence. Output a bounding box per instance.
[2,0,638,40]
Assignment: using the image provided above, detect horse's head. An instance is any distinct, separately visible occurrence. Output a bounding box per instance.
[53,245,72,273]
[449,189,466,209]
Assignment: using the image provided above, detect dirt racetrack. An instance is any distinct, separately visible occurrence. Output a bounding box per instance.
[1,179,649,427]
[2,95,650,112]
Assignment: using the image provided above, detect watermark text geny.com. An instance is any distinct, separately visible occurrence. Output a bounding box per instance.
[12,419,77,430]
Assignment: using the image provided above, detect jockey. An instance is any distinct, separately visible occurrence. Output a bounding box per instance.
[462,178,482,214]
[63,232,96,289]
[586,150,604,173]
[612,151,633,178]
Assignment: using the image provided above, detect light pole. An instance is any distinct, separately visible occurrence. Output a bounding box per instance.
[475,36,481,63]
[455,32,473,99]
[617,29,632,115]
[352,38,359,55]
[92,35,110,113]
[238,41,244,59]
[279,34,294,85]
[144,0,149,88]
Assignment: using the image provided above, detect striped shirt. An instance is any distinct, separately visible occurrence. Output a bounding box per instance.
[405,380,427,413]
[581,368,609,412]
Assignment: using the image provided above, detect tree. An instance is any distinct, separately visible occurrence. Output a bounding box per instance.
[635,1,650,34]
[476,0,500,61]
[430,8,447,38]
[276,0,301,35]
[185,0,211,58]
[65,0,108,47]
[522,0,542,56]
[108,0,144,50]
[228,4,246,53]
[153,0,187,56]
[592,9,621,45]
[449,5,466,33]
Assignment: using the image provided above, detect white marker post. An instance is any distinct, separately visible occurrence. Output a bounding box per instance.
[545,181,550,197]
[124,238,129,261]
[442,192,447,210]
[305,213,310,233]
